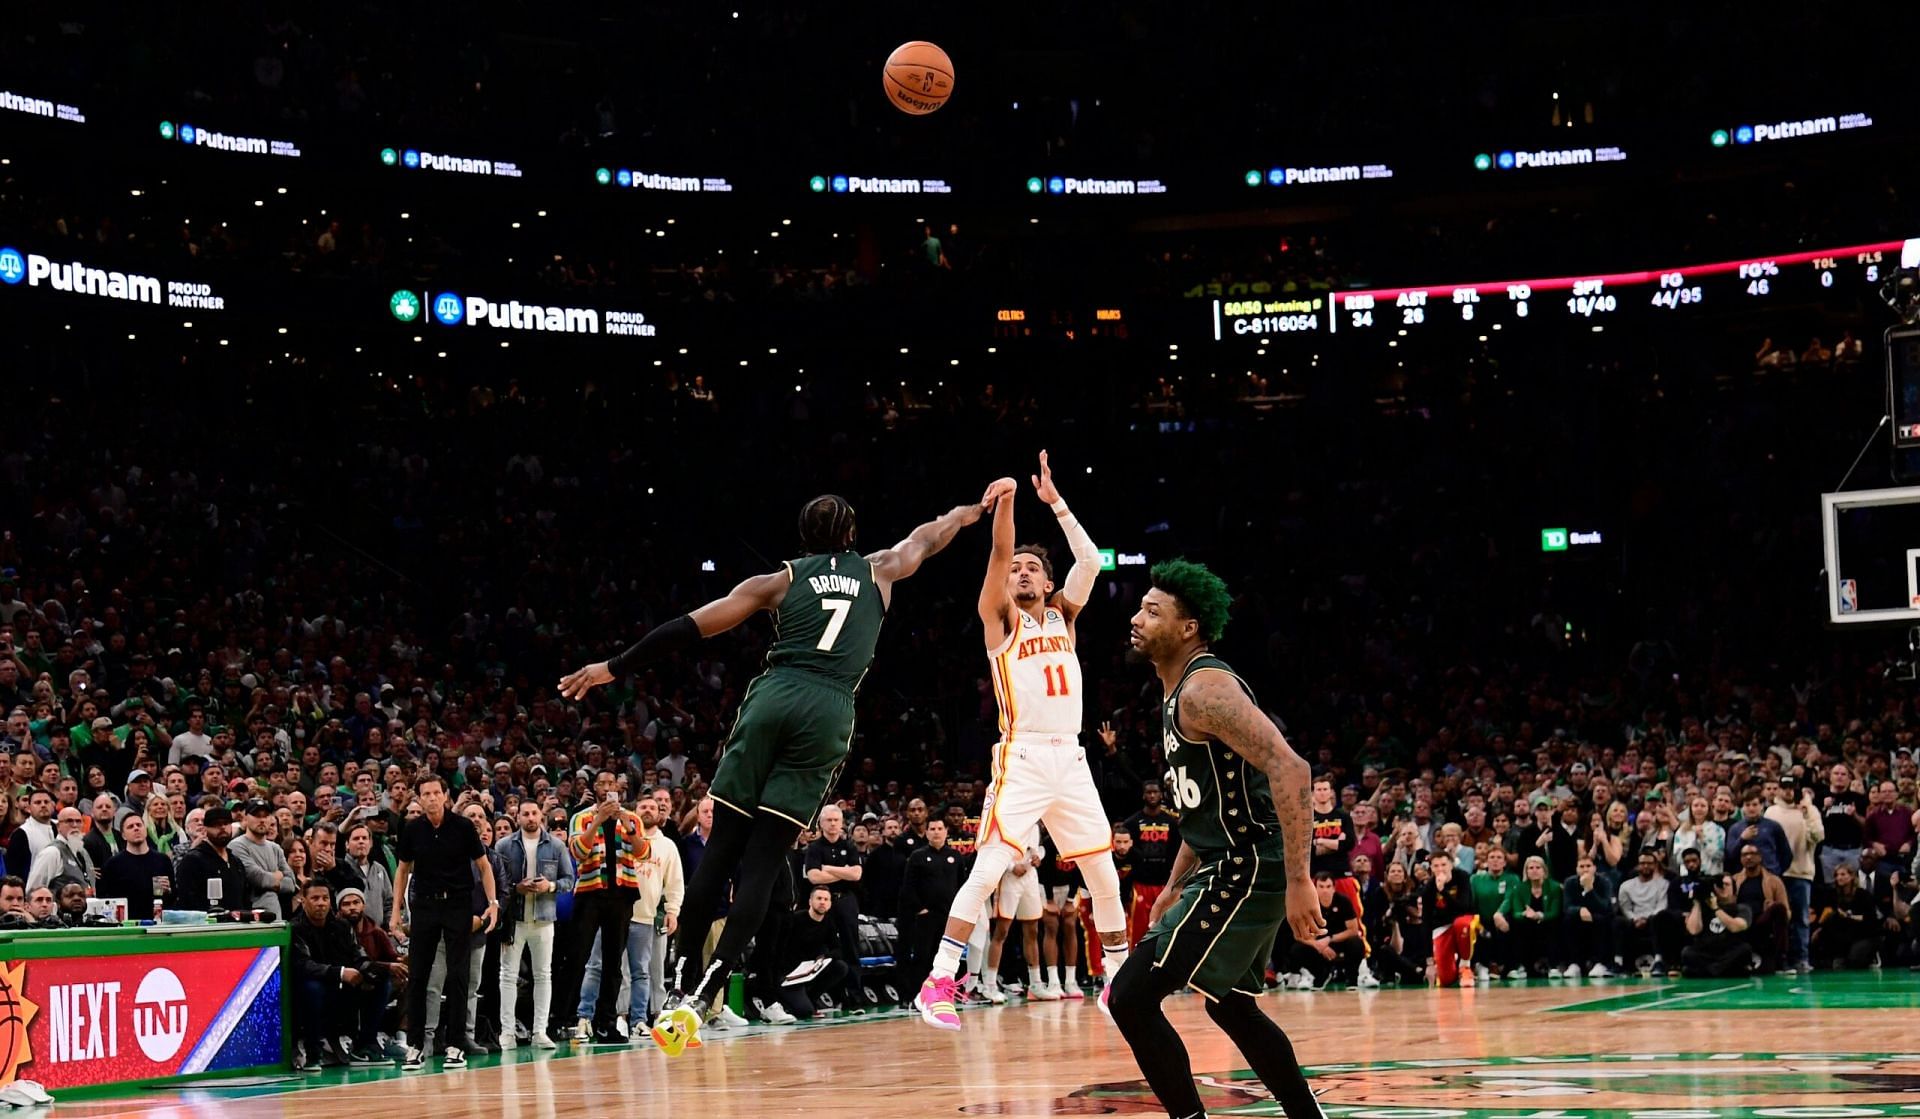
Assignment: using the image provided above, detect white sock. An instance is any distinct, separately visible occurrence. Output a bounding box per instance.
[1047,965,1062,989]
[1028,965,1043,988]
[931,936,967,981]
[983,966,998,989]
[1103,942,1130,978]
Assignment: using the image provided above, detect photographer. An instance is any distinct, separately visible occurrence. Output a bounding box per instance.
[1679,873,1753,978]
[1359,860,1425,985]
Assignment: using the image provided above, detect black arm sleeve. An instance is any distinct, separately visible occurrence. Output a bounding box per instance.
[606,614,701,678]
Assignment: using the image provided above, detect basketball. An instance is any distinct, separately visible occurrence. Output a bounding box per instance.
[883,41,954,115]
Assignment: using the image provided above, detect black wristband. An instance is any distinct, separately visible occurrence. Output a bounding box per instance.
[606,614,700,678]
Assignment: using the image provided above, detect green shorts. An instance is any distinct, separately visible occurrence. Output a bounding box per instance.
[708,670,856,828]
[1145,840,1290,1000]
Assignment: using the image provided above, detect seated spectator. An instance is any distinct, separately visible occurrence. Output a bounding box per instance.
[23,885,59,928]
[0,876,26,926]
[289,880,385,1070]
[336,888,406,1059]
[1496,855,1561,978]
[1281,872,1365,989]
[1680,873,1755,978]
[1471,847,1520,979]
[1360,860,1426,986]
[1731,843,1791,973]
[55,881,90,927]
[1811,863,1881,969]
[1560,855,1616,977]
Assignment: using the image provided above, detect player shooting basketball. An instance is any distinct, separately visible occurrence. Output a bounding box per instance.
[914,451,1132,1030]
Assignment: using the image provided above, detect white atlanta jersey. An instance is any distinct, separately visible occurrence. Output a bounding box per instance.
[987,606,1083,740]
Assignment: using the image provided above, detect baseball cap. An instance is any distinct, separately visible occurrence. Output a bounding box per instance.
[204,806,235,827]
[1568,762,1588,774]
[90,716,113,732]
[127,769,153,784]
[243,798,274,816]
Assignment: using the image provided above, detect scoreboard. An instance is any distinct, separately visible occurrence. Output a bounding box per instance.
[1210,237,1920,341]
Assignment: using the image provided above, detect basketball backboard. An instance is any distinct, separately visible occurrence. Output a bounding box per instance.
[1822,485,1920,625]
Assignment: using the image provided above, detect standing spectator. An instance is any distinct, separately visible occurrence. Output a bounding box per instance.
[559,771,645,1044]
[27,807,94,894]
[99,813,171,915]
[1865,781,1915,862]
[173,806,249,912]
[1819,764,1868,883]
[341,820,394,926]
[1766,779,1824,973]
[390,774,498,1070]
[1560,855,1615,977]
[1726,790,1790,874]
[634,789,686,1025]
[1421,850,1476,986]
[898,818,963,998]
[230,799,297,918]
[802,804,866,1010]
[862,814,908,924]
[677,797,731,962]
[1121,782,1179,946]
[1674,793,1725,876]
[4,790,55,878]
[423,801,507,1055]
[497,800,572,1050]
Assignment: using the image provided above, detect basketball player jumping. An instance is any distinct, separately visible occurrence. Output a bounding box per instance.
[915,451,1132,1030]
[559,483,1011,1055]
[1107,559,1326,1119]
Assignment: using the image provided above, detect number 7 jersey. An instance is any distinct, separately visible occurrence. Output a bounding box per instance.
[1162,653,1282,856]
[764,552,886,693]
[988,606,1083,739]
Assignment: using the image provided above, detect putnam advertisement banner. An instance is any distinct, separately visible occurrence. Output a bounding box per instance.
[0,945,281,1090]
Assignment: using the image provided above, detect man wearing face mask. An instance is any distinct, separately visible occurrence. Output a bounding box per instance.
[27,807,95,895]
[174,806,250,912]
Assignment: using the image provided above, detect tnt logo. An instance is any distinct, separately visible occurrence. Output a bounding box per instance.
[132,968,188,1063]
[432,292,464,325]
[0,248,24,285]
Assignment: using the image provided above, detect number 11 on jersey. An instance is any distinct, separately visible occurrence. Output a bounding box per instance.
[1042,664,1071,696]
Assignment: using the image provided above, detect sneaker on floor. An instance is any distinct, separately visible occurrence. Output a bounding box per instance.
[1795,960,1813,975]
[1473,964,1490,983]
[1560,964,1581,979]
[2,1080,51,1105]
[1294,968,1316,990]
[401,1046,425,1070]
[712,1005,750,1028]
[763,1002,798,1024]
[1097,981,1115,1022]
[292,1040,310,1072]
[982,984,1008,1005]
[915,975,963,1030]
[1508,967,1528,980]
[1456,970,1474,988]
[532,1032,559,1051]
[1587,963,1612,978]
[651,997,707,1057]
[1356,960,1379,989]
[348,1047,385,1066]
[574,1017,591,1041]
[1030,982,1063,1002]
[498,1033,518,1052]
[1060,982,1085,1000]
[616,1015,629,1038]
[443,1047,466,1069]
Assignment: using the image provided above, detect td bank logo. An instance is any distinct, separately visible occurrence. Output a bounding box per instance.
[1047,1052,1920,1119]
[1541,528,1569,552]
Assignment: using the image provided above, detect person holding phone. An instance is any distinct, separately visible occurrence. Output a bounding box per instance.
[496,799,574,1050]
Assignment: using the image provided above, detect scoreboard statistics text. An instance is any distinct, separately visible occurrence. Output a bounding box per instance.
[1210,238,1919,341]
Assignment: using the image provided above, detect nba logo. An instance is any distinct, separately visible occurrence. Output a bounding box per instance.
[1839,579,1858,614]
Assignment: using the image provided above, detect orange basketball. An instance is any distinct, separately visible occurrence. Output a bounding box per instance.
[884,41,954,115]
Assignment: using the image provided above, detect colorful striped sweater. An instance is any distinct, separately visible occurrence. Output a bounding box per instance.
[568,805,650,893]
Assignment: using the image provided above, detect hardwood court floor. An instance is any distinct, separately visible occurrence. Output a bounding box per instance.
[58,972,1920,1118]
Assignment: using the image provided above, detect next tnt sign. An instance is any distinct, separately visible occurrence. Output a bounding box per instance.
[1541,527,1603,552]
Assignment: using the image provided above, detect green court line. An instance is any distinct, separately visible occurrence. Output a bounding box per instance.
[1549,970,1920,1012]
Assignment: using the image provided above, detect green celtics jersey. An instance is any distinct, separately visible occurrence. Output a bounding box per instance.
[764,552,885,692]
[1161,653,1282,856]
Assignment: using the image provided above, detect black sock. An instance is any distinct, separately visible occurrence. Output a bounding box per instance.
[1104,946,1206,1118]
[686,812,802,1005]
[1205,993,1323,1119]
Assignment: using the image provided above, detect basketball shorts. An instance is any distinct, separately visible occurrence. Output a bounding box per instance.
[709,670,855,828]
[977,738,1113,860]
[996,864,1045,921]
[1145,838,1290,1000]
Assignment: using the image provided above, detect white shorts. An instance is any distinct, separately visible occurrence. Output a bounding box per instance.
[996,864,1044,920]
[977,739,1113,861]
